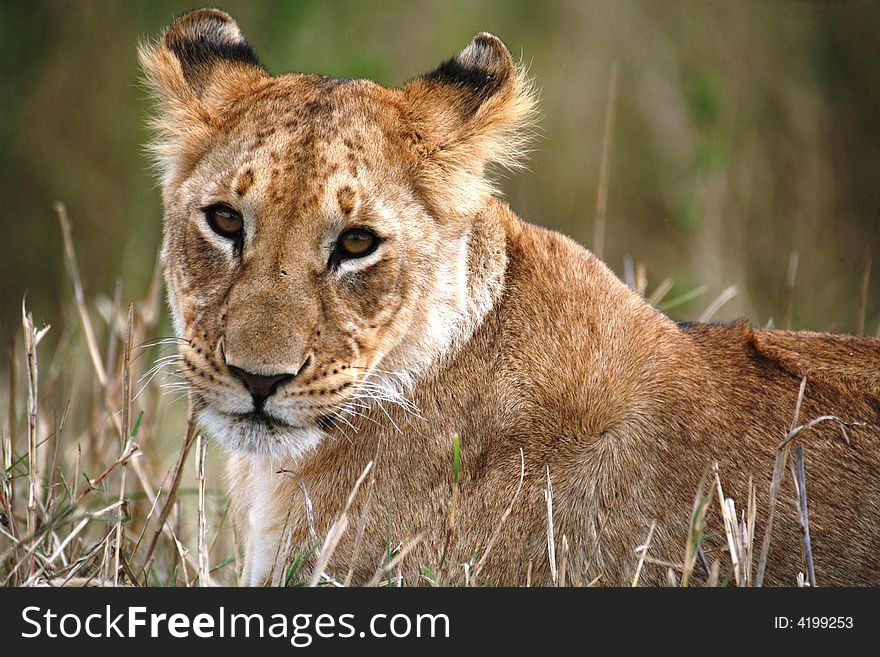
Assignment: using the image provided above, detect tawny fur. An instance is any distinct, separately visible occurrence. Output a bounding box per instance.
[142,9,880,586]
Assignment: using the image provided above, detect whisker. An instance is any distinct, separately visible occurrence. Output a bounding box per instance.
[327,410,357,434]
[337,403,384,429]
[134,336,191,350]
[138,355,182,383]
[352,392,402,433]
[354,385,423,419]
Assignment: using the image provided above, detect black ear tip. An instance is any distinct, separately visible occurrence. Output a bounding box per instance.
[461,32,513,75]
[162,8,261,79]
[163,8,246,48]
[472,32,505,50]
[169,7,238,32]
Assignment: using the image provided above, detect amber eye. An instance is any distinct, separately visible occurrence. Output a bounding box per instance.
[204,204,243,239]
[335,228,379,259]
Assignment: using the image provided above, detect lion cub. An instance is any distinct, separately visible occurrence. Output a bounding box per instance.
[142,9,880,586]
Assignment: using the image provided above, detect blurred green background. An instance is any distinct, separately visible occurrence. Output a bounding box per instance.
[2,0,878,344]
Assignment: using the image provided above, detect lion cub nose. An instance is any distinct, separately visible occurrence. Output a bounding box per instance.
[227,366,295,409]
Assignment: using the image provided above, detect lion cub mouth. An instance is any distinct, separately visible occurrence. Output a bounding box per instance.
[230,410,305,431]
[197,403,326,458]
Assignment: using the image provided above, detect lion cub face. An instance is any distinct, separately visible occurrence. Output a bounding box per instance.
[142,9,534,456]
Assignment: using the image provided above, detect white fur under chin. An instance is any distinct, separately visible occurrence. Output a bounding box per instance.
[198,406,324,459]
[240,458,281,586]
[245,527,275,587]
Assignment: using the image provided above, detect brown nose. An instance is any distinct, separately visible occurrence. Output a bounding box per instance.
[227,366,295,410]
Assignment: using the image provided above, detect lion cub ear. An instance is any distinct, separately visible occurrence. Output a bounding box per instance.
[139,9,267,183]
[404,33,537,215]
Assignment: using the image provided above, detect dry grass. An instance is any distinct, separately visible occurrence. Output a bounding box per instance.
[1,204,210,587]
[591,61,619,261]
[0,204,859,588]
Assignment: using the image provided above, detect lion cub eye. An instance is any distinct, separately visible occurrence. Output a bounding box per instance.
[204,204,244,239]
[335,228,379,259]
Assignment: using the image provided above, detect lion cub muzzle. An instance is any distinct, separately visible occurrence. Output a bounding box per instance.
[221,286,317,408]
[227,359,309,411]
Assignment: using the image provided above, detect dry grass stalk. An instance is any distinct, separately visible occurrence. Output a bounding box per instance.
[755,377,805,586]
[638,555,683,572]
[20,307,37,544]
[713,465,756,587]
[195,433,213,586]
[623,255,636,290]
[706,559,720,587]
[138,409,198,578]
[544,465,557,585]
[789,444,816,586]
[75,443,140,504]
[298,479,318,544]
[270,509,296,587]
[559,534,569,587]
[582,494,619,584]
[681,469,713,587]
[755,377,857,586]
[341,436,384,587]
[699,285,738,322]
[745,477,757,584]
[783,251,798,330]
[472,448,525,583]
[343,470,377,587]
[631,521,657,587]
[113,304,134,586]
[21,301,50,549]
[105,280,123,389]
[56,529,115,586]
[307,460,374,587]
[647,277,674,306]
[592,61,619,260]
[21,500,126,586]
[714,469,740,584]
[365,534,423,587]
[172,532,194,587]
[56,202,107,386]
[3,492,124,587]
[635,262,648,297]
[303,497,350,586]
[4,337,17,541]
[45,404,68,518]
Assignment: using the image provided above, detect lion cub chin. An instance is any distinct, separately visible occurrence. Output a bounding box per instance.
[143,9,880,586]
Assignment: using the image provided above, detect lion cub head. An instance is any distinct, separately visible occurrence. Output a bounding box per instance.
[141,9,535,456]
